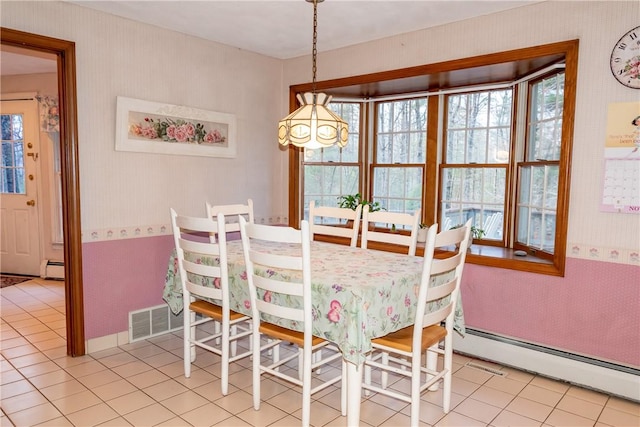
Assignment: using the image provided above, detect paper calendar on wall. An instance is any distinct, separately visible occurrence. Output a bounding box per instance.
[601,102,640,214]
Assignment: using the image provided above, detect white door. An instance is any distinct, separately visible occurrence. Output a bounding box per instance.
[0,99,42,276]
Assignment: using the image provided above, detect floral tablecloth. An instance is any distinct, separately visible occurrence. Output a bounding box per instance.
[163,240,464,365]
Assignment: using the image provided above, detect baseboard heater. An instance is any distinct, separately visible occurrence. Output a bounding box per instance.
[40,260,64,280]
[453,328,640,402]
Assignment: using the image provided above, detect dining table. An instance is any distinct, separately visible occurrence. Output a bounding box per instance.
[163,238,464,426]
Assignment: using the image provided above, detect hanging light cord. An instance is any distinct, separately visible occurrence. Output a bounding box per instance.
[311,0,318,94]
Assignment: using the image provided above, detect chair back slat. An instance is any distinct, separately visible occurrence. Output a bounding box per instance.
[205,199,254,240]
[361,205,421,255]
[309,201,362,247]
[240,218,312,330]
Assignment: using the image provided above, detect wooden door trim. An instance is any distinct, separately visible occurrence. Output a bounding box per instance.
[1,27,85,356]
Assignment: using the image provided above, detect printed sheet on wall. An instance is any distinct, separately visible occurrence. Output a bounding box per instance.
[601,102,640,214]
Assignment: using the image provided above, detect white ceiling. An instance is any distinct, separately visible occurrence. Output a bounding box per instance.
[69,0,543,60]
[2,0,543,75]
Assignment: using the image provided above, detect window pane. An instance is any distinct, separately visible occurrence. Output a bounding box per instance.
[528,73,564,161]
[303,165,359,219]
[376,98,427,164]
[1,114,26,195]
[441,167,505,240]
[516,164,557,252]
[446,90,512,165]
[372,166,422,215]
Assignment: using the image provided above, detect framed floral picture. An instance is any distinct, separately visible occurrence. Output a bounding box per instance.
[115,96,236,158]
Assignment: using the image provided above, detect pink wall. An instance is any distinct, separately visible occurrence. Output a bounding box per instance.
[82,235,175,339]
[461,259,640,367]
[83,236,640,368]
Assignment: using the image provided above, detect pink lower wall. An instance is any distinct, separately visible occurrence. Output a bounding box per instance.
[82,235,175,338]
[83,236,640,367]
[461,260,640,367]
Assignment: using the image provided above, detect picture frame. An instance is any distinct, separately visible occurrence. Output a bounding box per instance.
[115,96,236,158]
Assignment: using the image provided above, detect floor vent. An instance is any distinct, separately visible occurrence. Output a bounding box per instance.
[465,361,507,377]
[129,304,183,342]
[40,260,64,280]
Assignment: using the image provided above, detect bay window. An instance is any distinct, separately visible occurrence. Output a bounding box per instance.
[290,40,577,275]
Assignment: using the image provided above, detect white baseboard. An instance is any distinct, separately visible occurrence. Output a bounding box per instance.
[86,331,129,354]
[454,332,640,402]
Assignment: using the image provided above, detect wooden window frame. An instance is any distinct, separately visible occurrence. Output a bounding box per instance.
[288,40,578,276]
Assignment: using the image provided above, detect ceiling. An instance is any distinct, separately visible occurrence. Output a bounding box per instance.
[67,0,543,60]
[1,1,546,82]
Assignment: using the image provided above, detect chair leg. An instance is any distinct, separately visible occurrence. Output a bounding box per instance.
[221,320,230,395]
[301,347,312,427]
[380,352,389,389]
[363,354,372,396]
[341,359,347,416]
[252,330,261,410]
[183,316,192,378]
[426,345,439,391]
[410,360,422,427]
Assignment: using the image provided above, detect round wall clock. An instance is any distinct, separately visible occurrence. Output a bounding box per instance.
[610,26,640,89]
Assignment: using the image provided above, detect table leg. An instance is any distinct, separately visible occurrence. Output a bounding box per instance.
[346,360,362,426]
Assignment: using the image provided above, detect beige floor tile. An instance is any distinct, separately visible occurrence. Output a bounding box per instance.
[160,390,209,415]
[18,323,50,336]
[110,360,153,378]
[92,378,139,401]
[192,377,237,401]
[360,397,401,426]
[3,402,62,426]
[529,376,570,394]
[107,390,156,415]
[1,368,25,384]
[453,397,501,424]
[156,360,188,378]
[3,344,42,360]
[450,376,482,397]
[469,384,516,409]
[51,389,102,415]
[180,402,234,426]
[172,368,217,389]
[236,401,289,427]
[491,409,542,427]
[294,400,342,427]
[24,331,60,344]
[52,354,94,369]
[1,379,36,399]
[1,336,31,350]
[65,402,120,426]
[453,365,494,385]
[126,368,171,389]
[96,416,133,426]
[29,369,75,389]
[518,384,564,407]
[32,415,74,426]
[95,351,139,369]
[264,388,303,414]
[556,394,604,420]
[1,390,48,414]
[143,379,189,401]
[598,406,640,427]
[484,375,528,395]
[505,397,554,423]
[39,379,87,401]
[606,396,640,416]
[436,410,487,426]
[153,416,191,427]
[76,368,122,389]
[33,337,66,352]
[17,361,60,379]
[545,408,595,426]
[565,386,609,406]
[63,358,107,378]
[142,350,181,368]
[122,402,176,426]
[214,389,255,414]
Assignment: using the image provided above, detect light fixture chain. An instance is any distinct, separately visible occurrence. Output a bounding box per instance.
[312,0,318,93]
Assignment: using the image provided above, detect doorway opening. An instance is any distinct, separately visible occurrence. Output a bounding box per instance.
[1,27,85,356]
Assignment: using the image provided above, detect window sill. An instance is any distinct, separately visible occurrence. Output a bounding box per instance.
[313,234,563,276]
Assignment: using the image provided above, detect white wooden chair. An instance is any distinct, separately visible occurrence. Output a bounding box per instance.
[239,217,345,427]
[361,205,421,255]
[362,220,472,426]
[205,199,254,242]
[308,200,362,247]
[170,209,252,396]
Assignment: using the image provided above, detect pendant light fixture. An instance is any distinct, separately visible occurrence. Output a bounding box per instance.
[278,0,348,149]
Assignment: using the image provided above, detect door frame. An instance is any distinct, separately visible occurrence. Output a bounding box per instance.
[1,27,85,356]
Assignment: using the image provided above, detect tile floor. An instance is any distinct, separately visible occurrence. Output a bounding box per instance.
[1,278,639,426]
